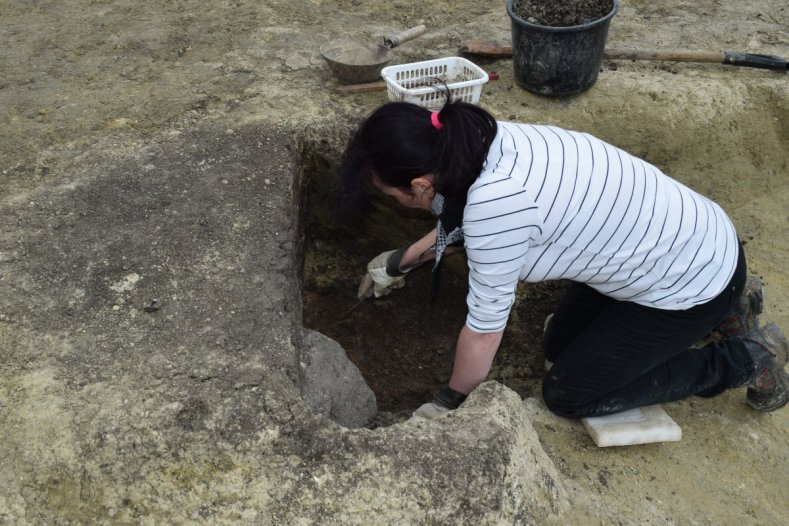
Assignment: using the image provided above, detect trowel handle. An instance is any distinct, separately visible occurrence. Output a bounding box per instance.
[384,25,427,49]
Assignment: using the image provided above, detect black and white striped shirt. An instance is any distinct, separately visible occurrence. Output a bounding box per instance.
[463,122,739,333]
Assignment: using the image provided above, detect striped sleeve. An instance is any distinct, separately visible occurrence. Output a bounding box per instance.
[463,168,543,333]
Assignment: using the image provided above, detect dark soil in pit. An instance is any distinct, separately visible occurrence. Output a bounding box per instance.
[512,0,613,27]
[302,211,570,416]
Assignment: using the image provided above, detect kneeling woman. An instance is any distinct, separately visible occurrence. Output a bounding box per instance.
[338,99,788,418]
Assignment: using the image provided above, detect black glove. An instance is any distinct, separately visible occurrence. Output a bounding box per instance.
[432,386,468,409]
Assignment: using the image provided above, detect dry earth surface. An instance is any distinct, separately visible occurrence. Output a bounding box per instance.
[1,0,787,524]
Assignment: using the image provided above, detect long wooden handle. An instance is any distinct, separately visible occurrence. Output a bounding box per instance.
[460,39,728,64]
[604,49,725,63]
[461,39,788,68]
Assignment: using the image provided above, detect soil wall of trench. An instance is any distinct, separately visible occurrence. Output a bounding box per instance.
[1,0,787,524]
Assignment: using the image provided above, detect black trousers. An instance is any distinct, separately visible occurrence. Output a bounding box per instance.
[542,245,752,418]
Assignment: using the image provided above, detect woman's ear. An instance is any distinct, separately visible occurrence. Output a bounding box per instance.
[410,175,435,194]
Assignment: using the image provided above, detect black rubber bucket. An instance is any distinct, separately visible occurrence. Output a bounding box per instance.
[506,0,618,96]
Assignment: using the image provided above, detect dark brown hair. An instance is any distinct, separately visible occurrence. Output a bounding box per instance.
[337,98,498,215]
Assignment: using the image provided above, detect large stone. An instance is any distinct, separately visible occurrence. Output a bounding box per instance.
[268,381,570,525]
[298,328,377,428]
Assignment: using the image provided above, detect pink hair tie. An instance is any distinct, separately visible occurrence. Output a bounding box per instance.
[431,111,444,130]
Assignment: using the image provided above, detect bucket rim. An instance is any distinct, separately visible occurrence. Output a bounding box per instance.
[506,0,618,32]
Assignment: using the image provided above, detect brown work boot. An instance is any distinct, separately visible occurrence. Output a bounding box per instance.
[739,322,789,412]
[714,276,764,339]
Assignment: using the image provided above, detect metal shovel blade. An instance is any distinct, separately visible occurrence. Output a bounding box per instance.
[321,38,394,84]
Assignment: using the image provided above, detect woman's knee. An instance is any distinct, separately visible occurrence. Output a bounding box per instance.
[542,313,565,363]
[541,373,595,419]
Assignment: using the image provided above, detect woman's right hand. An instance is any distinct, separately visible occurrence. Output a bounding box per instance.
[357,250,408,299]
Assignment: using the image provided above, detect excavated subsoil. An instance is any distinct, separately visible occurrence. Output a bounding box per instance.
[301,210,567,414]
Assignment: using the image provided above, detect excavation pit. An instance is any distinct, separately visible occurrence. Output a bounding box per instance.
[299,160,569,424]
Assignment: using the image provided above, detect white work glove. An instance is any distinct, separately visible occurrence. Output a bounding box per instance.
[411,387,468,421]
[412,402,450,420]
[357,248,412,299]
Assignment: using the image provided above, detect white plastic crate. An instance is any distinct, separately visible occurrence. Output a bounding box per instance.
[381,57,489,110]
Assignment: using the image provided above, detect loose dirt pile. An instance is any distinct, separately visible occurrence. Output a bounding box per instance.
[512,0,613,27]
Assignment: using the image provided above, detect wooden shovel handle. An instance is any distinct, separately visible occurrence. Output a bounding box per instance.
[460,40,729,63]
[461,39,725,64]
[608,49,786,69]
[604,49,725,63]
[461,39,788,69]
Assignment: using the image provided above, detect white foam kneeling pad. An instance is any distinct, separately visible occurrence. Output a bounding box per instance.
[582,405,682,447]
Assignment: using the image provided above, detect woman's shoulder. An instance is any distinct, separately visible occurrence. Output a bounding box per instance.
[466,167,526,206]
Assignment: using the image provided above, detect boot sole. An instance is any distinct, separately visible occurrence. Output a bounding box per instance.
[763,322,789,368]
[714,276,764,338]
[744,276,765,316]
[747,371,789,412]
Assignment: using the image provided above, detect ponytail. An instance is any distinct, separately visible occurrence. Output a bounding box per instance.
[430,99,498,199]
